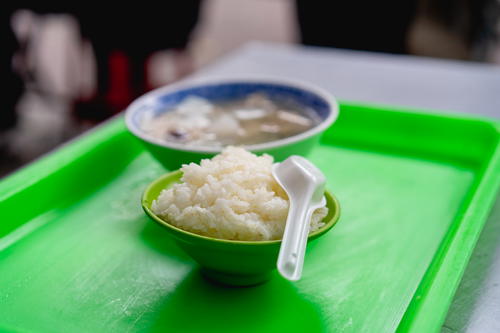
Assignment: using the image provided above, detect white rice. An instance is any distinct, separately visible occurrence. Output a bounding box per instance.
[152,147,328,241]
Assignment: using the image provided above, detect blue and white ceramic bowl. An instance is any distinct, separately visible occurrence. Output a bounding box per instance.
[125,77,339,169]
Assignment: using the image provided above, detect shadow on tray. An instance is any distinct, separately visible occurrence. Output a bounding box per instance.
[138,216,328,332]
[148,269,327,332]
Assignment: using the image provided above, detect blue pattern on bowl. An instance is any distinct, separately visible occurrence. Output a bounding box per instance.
[130,82,331,130]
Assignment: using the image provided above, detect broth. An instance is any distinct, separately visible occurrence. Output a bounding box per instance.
[141,93,321,147]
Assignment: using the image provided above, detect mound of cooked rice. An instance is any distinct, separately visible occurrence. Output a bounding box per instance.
[152,147,328,241]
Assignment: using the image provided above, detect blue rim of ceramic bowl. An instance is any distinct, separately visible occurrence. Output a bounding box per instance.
[124,76,339,153]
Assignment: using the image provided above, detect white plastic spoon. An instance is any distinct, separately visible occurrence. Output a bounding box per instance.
[272,156,326,281]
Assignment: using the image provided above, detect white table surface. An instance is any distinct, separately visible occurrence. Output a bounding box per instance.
[192,42,500,332]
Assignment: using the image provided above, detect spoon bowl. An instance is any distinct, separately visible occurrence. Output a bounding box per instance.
[273,156,328,281]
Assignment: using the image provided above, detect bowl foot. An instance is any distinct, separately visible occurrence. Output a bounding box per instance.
[201,268,272,287]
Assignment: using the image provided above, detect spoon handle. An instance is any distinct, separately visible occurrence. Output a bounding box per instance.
[277,195,314,281]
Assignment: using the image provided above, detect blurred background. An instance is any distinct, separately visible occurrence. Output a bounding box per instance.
[1,0,500,177]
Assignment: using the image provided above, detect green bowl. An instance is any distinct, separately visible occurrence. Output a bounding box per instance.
[141,170,341,286]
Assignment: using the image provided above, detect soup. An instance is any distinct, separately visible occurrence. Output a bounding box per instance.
[141,93,321,147]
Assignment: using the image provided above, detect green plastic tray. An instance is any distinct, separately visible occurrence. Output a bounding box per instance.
[1,102,499,333]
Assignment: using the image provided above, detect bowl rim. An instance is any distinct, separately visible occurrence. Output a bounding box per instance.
[125,76,339,153]
[141,170,341,246]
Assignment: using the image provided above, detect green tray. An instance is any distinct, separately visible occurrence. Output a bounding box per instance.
[1,102,499,333]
